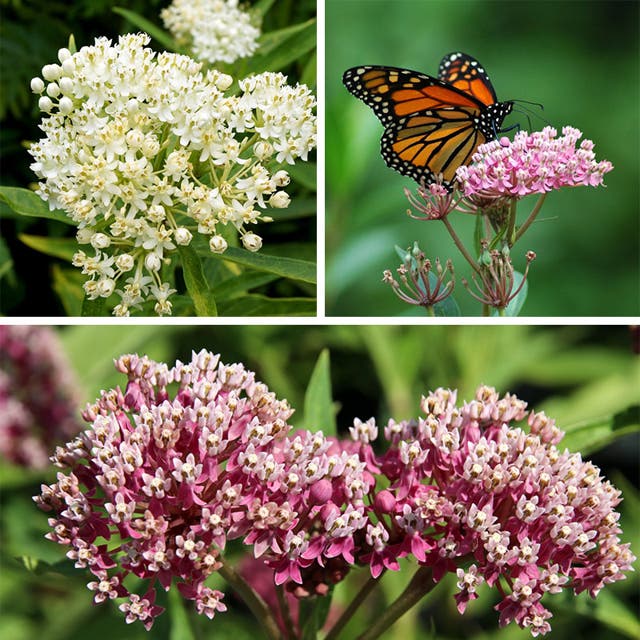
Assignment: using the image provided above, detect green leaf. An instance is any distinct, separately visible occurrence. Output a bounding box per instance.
[243,19,316,75]
[0,236,13,280]
[217,294,315,316]
[112,8,177,51]
[178,245,218,316]
[0,186,73,226]
[17,556,78,577]
[19,234,76,261]
[51,265,84,316]
[251,0,277,18]
[560,405,640,455]
[433,291,461,317]
[301,49,317,88]
[212,271,279,300]
[81,295,106,317]
[552,587,640,639]
[300,591,334,640]
[206,246,316,284]
[270,197,316,221]
[302,349,336,435]
[287,161,317,191]
[168,587,196,640]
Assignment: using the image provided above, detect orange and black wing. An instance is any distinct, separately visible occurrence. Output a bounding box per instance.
[380,108,487,188]
[438,52,498,106]
[342,65,485,128]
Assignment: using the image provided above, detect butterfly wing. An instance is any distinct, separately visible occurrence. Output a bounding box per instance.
[343,61,510,189]
[343,65,485,128]
[438,52,498,106]
[381,109,487,188]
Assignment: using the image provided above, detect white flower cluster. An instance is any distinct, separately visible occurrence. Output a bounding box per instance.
[28,33,316,316]
[161,0,260,64]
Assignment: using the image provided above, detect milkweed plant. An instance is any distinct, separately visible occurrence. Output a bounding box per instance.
[0,0,317,317]
[31,348,636,639]
[383,127,613,316]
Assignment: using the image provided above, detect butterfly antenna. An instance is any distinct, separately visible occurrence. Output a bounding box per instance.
[511,108,533,131]
[510,101,551,128]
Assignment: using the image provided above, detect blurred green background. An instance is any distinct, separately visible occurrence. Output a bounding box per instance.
[326,0,640,316]
[1,324,638,639]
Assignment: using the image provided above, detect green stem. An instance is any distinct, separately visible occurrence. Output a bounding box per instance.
[325,573,383,640]
[514,193,547,243]
[482,303,490,317]
[276,584,296,640]
[218,558,282,640]
[356,566,436,640]
[425,305,436,317]
[506,198,518,247]
[442,217,482,275]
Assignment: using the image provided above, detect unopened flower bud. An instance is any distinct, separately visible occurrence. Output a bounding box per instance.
[76,228,93,244]
[30,77,45,93]
[38,96,53,112]
[42,64,62,81]
[374,490,397,513]
[145,253,162,272]
[309,479,333,505]
[46,83,60,98]
[269,191,290,209]
[90,233,111,250]
[96,278,116,298]
[174,227,193,246]
[242,233,262,252]
[209,235,228,254]
[57,48,72,63]
[61,58,76,75]
[58,77,74,94]
[116,254,135,272]
[215,73,233,91]
[58,97,73,115]
[254,141,273,160]
[141,135,160,157]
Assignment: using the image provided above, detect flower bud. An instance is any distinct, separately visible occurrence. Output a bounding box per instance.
[141,135,160,157]
[38,96,53,112]
[374,490,397,514]
[76,228,93,244]
[145,253,162,272]
[254,141,273,161]
[215,73,233,91]
[90,233,111,250]
[96,278,116,298]
[272,170,290,187]
[242,233,262,252]
[58,77,74,94]
[126,99,140,114]
[41,63,62,81]
[269,191,290,209]
[30,77,45,94]
[57,48,72,63]
[58,97,73,115]
[309,479,333,505]
[174,227,193,246]
[46,83,61,98]
[61,58,76,75]
[116,254,135,272]
[209,235,228,254]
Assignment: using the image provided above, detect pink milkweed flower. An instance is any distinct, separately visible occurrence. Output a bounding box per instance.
[0,325,82,468]
[350,385,636,636]
[456,126,613,201]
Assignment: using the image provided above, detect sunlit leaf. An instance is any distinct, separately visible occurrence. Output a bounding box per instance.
[302,349,336,435]
[178,245,218,317]
[0,187,72,225]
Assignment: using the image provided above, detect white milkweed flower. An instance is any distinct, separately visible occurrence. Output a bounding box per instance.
[161,0,260,65]
[28,33,317,316]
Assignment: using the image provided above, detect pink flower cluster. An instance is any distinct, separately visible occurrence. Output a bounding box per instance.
[456,126,613,198]
[34,351,372,629]
[0,325,81,468]
[35,351,635,636]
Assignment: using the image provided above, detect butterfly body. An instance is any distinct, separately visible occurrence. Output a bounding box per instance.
[343,53,513,190]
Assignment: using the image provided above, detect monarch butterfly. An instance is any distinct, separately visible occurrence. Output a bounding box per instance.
[343,52,513,191]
